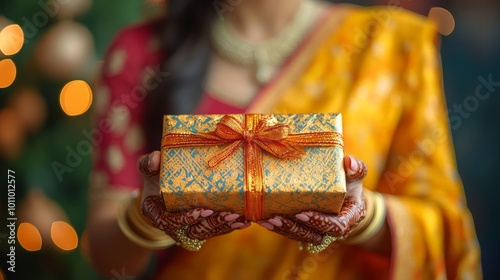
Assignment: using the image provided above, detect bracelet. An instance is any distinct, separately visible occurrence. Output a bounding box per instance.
[344,191,386,245]
[117,192,176,250]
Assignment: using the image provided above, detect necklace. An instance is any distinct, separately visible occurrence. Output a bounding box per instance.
[210,0,317,84]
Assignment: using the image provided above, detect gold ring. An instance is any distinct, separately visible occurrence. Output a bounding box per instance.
[174,227,206,252]
[306,235,336,254]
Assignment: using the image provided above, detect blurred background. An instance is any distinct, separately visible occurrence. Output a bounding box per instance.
[0,0,498,279]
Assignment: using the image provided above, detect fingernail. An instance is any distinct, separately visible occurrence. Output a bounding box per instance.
[259,222,274,230]
[268,218,283,227]
[295,214,310,222]
[200,210,214,217]
[231,222,244,229]
[148,153,155,168]
[348,156,358,175]
[225,213,240,221]
[238,222,252,229]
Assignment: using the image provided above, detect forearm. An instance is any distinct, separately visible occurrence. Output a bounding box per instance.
[356,218,392,256]
[87,198,153,276]
[343,190,392,257]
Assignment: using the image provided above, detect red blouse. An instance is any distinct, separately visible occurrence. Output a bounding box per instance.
[91,21,244,193]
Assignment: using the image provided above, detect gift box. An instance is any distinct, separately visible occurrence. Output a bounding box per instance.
[160,114,346,221]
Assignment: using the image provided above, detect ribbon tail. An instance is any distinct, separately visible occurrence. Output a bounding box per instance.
[254,140,305,159]
[244,142,264,221]
[207,140,244,168]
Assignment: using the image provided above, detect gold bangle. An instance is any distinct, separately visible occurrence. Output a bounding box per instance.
[117,193,176,250]
[344,191,386,245]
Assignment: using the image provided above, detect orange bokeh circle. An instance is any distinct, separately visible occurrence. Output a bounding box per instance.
[0,59,16,88]
[0,24,24,56]
[17,222,43,251]
[59,80,93,116]
[51,221,78,251]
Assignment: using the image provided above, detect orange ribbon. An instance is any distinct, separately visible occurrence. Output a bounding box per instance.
[162,114,343,221]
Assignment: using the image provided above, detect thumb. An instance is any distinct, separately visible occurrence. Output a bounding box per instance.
[138,151,161,203]
[344,155,368,183]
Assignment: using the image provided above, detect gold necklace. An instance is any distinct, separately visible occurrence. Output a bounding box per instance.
[210,0,317,84]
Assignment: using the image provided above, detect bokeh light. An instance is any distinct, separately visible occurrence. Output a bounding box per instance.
[51,221,78,251]
[59,80,93,116]
[17,222,43,251]
[0,108,25,159]
[0,59,16,88]
[7,86,48,133]
[35,21,94,80]
[0,24,24,56]
[428,7,455,36]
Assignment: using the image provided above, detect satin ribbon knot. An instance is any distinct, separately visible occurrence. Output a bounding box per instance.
[243,130,253,142]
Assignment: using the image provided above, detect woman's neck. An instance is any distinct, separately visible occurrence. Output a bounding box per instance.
[226,0,303,42]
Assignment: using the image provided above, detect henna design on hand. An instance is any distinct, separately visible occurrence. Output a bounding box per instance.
[142,196,205,233]
[261,216,324,245]
[142,196,246,242]
[300,197,366,238]
[346,157,368,183]
[200,218,248,240]
[186,212,239,239]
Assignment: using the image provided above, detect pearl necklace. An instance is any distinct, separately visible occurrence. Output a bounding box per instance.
[210,0,317,84]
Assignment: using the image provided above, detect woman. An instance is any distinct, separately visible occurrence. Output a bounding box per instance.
[86,0,481,279]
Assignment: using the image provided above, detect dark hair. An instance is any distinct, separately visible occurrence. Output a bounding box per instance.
[144,0,216,151]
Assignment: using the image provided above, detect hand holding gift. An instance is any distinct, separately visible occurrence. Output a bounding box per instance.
[138,152,371,254]
[148,113,358,252]
[138,151,249,251]
[257,155,369,252]
[139,113,385,254]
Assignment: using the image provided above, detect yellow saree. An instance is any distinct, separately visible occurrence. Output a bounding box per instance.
[154,6,481,280]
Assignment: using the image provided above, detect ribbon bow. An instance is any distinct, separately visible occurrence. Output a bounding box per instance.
[162,114,343,221]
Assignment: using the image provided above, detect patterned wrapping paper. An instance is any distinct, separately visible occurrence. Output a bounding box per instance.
[160,114,346,221]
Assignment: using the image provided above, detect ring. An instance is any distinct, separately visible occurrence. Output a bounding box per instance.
[306,234,336,254]
[349,159,368,181]
[174,226,206,252]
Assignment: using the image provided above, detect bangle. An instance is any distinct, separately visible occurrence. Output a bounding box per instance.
[344,191,386,245]
[117,193,176,249]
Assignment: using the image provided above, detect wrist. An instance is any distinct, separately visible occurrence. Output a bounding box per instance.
[342,189,386,245]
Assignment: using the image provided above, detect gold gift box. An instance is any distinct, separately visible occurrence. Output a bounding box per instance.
[160,114,346,221]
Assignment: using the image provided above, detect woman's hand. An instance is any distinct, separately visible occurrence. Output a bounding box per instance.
[138,151,250,249]
[257,155,367,245]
